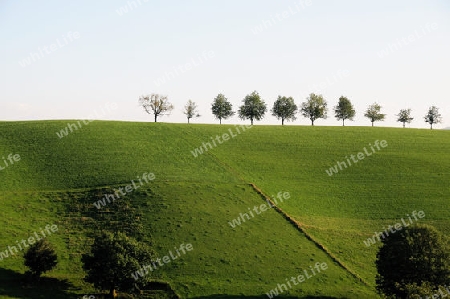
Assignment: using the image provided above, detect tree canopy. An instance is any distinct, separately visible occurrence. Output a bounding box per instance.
[271,96,298,125]
[138,94,174,122]
[364,103,385,126]
[334,96,355,126]
[376,224,450,298]
[424,106,442,130]
[82,231,153,298]
[238,91,267,125]
[300,93,328,126]
[211,94,234,124]
[183,100,200,123]
[397,108,414,128]
[24,239,58,280]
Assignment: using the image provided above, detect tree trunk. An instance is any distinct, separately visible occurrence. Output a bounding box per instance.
[372,122,374,127]
[343,119,345,126]
[188,118,190,124]
[403,122,405,128]
[109,287,117,298]
[251,118,253,125]
[282,118,284,126]
[311,119,314,126]
[154,114,157,123]
[219,118,222,125]
[431,123,433,130]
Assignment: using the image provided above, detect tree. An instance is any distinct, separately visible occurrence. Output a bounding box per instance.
[211,94,234,124]
[334,96,355,126]
[300,93,328,126]
[271,96,298,125]
[82,231,153,298]
[376,224,450,298]
[364,103,385,127]
[238,91,267,125]
[399,282,441,298]
[183,100,200,123]
[24,239,57,280]
[138,94,174,122]
[397,108,414,128]
[424,106,442,130]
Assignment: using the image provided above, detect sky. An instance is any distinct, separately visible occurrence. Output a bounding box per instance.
[0,0,449,128]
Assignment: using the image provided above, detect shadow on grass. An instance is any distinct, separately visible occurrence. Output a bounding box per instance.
[0,268,77,299]
[191,295,347,299]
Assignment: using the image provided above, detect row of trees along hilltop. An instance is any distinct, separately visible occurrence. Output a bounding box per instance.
[138,92,443,129]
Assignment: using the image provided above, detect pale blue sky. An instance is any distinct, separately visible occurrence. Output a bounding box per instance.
[1,0,449,128]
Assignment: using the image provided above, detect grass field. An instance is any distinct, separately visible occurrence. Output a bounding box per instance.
[0,121,448,298]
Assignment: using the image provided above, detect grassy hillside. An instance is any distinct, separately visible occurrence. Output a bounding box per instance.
[0,121,448,298]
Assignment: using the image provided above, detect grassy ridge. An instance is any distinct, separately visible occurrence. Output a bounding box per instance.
[0,121,448,298]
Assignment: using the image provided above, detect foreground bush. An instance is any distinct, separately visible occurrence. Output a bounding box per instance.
[24,239,57,280]
[376,224,450,298]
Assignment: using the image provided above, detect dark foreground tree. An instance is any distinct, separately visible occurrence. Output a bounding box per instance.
[334,96,355,126]
[24,239,57,280]
[183,100,200,123]
[238,91,267,125]
[82,231,153,298]
[271,96,297,125]
[364,102,385,127]
[396,108,414,128]
[211,94,234,124]
[376,224,450,298]
[300,93,327,126]
[424,106,442,130]
[138,94,174,122]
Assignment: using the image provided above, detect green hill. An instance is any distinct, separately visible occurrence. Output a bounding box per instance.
[0,121,448,298]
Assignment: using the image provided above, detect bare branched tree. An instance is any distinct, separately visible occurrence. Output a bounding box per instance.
[183,100,200,123]
[138,94,174,122]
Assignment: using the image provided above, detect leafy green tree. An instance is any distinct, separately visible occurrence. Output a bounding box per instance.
[138,94,174,122]
[334,96,355,126]
[400,282,442,298]
[396,108,414,128]
[82,231,153,298]
[183,100,200,123]
[364,102,385,127]
[424,106,442,130]
[271,96,298,125]
[24,239,57,280]
[238,91,267,125]
[376,224,450,298]
[300,93,327,126]
[211,94,234,124]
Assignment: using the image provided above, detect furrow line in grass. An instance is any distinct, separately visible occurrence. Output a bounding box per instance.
[249,183,371,287]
